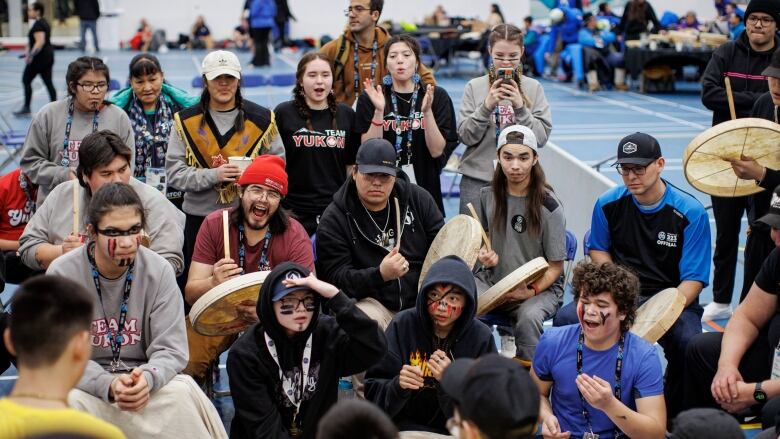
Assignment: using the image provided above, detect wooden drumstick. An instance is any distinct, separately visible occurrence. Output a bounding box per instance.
[725,76,736,121]
[394,197,402,249]
[466,202,492,252]
[222,209,230,260]
[72,179,79,236]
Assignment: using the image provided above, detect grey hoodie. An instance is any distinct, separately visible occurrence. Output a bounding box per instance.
[18,178,185,274]
[47,245,187,401]
[457,75,552,183]
[20,99,134,205]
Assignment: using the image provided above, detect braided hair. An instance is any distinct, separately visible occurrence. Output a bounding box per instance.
[199,77,246,132]
[487,24,531,107]
[292,52,338,131]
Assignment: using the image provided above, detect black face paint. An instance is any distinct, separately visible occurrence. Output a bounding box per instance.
[600,311,610,325]
[117,258,131,267]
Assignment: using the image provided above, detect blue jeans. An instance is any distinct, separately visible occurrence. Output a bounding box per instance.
[554,294,703,418]
[79,20,99,51]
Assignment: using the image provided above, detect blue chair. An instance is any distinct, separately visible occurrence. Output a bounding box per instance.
[243,74,269,88]
[108,79,121,91]
[191,76,204,88]
[583,229,591,258]
[269,73,296,87]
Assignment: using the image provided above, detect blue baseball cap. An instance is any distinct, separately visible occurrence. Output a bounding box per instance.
[270,267,311,301]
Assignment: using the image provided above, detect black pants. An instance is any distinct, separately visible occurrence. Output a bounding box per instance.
[684,314,780,420]
[22,60,56,109]
[742,228,777,301]
[711,195,749,304]
[251,27,271,66]
[178,213,206,311]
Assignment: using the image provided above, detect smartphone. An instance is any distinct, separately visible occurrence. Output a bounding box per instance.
[496,67,515,84]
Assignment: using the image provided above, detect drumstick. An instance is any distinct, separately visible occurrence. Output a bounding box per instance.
[72,179,79,236]
[222,209,230,260]
[725,76,736,121]
[394,197,402,249]
[466,202,492,252]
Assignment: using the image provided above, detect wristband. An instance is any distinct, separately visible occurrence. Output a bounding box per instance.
[530,283,539,296]
[371,119,383,127]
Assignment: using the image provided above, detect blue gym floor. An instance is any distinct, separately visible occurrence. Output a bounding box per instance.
[0,49,756,435]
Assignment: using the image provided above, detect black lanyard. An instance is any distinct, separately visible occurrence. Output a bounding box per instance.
[18,172,36,214]
[88,243,134,372]
[237,224,272,272]
[61,98,99,167]
[576,330,625,439]
[353,37,377,99]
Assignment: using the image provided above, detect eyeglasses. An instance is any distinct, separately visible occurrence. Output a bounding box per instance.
[359,172,394,183]
[76,81,109,92]
[344,5,371,15]
[615,164,649,176]
[96,225,143,237]
[245,186,282,201]
[747,16,776,26]
[278,296,316,314]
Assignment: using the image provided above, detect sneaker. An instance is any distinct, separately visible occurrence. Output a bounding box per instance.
[702,302,732,321]
[500,334,516,358]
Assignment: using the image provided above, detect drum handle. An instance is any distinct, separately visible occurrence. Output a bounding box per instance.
[466,202,492,252]
[222,209,230,260]
[394,197,402,250]
[724,76,736,121]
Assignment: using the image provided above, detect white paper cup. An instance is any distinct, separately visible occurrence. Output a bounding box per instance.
[228,156,253,172]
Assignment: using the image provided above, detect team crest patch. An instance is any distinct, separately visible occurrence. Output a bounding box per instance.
[512,215,526,233]
[772,192,780,210]
[622,142,638,154]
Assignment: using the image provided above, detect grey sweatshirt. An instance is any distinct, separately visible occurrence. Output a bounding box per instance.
[18,178,185,274]
[20,99,134,205]
[47,246,187,401]
[165,107,285,217]
[457,75,552,183]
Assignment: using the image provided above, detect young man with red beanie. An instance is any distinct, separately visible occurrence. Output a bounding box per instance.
[182,154,313,384]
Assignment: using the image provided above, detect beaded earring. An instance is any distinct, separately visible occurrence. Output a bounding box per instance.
[412,73,421,84]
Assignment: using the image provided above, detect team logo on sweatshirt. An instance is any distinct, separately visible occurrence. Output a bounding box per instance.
[496,104,515,126]
[383,112,426,134]
[59,140,81,167]
[7,200,34,227]
[291,128,346,149]
[90,317,141,348]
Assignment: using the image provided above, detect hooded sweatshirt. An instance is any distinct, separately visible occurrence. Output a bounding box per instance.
[749,93,780,232]
[364,256,497,434]
[227,262,386,439]
[320,26,436,106]
[315,175,444,313]
[701,31,779,126]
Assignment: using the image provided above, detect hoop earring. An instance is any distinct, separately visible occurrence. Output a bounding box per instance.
[382,74,393,86]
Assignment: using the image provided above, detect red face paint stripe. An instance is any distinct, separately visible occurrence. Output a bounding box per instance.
[108,238,116,258]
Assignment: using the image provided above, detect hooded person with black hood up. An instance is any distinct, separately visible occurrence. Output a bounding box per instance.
[364,255,497,435]
[226,262,386,439]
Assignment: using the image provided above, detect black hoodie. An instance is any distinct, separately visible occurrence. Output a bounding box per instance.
[315,174,444,313]
[364,256,497,434]
[227,262,387,439]
[702,31,780,126]
[749,93,780,232]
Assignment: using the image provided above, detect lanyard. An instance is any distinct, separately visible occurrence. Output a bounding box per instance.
[237,224,272,273]
[353,38,377,99]
[61,98,99,167]
[18,172,36,214]
[264,332,313,437]
[389,86,420,166]
[88,243,134,372]
[576,330,625,439]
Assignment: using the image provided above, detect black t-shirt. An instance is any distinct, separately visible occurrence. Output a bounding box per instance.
[354,85,458,214]
[755,247,780,306]
[28,18,53,63]
[274,100,359,234]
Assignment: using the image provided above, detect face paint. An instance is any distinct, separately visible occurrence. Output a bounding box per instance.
[108,238,116,258]
[136,235,141,247]
[600,311,610,325]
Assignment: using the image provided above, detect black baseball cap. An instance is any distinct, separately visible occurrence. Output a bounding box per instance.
[614,132,663,166]
[441,354,539,438]
[758,184,780,229]
[671,408,743,439]
[763,47,780,78]
[356,138,397,176]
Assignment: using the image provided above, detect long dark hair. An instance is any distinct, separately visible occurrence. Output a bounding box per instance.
[230,199,292,235]
[383,34,429,86]
[292,52,338,131]
[128,53,163,80]
[491,3,505,23]
[199,77,246,132]
[66,56,110,98]
[491,132,552,237]
[87,182,147,231]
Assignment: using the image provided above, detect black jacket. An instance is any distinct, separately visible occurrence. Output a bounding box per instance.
[617,1,662,40]
[315,175,444,312]
[227,262,386,439]
[702,32,779,126]
[74,0,100,20]
[364,256,497,434]
[749,93,780,232]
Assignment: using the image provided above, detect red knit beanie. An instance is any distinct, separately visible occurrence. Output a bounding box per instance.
[237,155,288,196]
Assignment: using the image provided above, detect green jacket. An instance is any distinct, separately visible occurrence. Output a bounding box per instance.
[109,82,199,113]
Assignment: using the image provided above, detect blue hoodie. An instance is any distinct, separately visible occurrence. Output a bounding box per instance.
[365,256,497,434]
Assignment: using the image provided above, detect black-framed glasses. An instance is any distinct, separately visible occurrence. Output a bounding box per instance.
[76,81,109,92]
[344,5,371,15]
[278,296,316,314]
[615,164,648,176]
[747,16,775,26]
[96,225,143,237]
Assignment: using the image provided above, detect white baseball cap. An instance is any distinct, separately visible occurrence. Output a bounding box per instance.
[202,50,241,81]
[497,125,538,153]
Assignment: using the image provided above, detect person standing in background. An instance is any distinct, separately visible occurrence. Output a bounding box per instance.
[14,2,56,117]
[273,0,295,50]
[74,0,100,52]
[248,0,276,67]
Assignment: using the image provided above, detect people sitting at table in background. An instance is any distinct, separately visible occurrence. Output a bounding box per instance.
[678,11,702,31]
[425,5,450,27]
[598,2,621,28]
[579,12,627,92]
[545,4,582,81]
[618,0,663,41]
[190,15,214,50]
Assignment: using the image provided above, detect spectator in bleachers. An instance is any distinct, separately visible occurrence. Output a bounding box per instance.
[227,262,386,439]
[19,131,184,274]
[729,13,745,40]
[320,0,435,107]
[48,183,227,439]
[553,132,711,420]
[356,34,458,214]
[0,168,38,284]
[486,3,505,29]
[109,53,198,210]
[75,0,100,52]
[0,276,126,439]
[715,0,732,17]
[275,52,359,235]
[458,24,551,215]
[20,56,133,206]
[617,0,663,41]
[678,11,702,31]
[14,2,56,117]
[579,12,627,92]
[128,19,153,51]
[598,2,621,28]
[190,16,214,50]
[545,4,583,81]
[472,125,565,367]
[248,0,276,66]
[364,256,496,435]
[523,16,542,75]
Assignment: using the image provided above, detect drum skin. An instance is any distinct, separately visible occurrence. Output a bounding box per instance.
[477,257,549,316]
[630,288,685,344]
[418,214,483,290]
[190,271,270,336]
